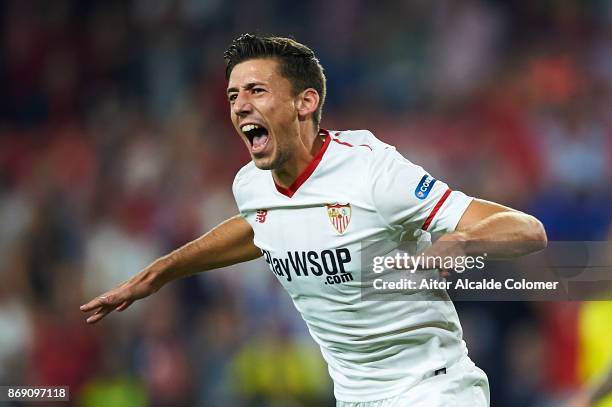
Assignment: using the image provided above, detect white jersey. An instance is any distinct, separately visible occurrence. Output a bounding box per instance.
[232,129,474,402]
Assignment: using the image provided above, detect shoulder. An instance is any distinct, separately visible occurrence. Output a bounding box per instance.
[369,145,425,183]
[325,128,411,181]
[324,128,396,167]
[329,129,394,151]
[328,129,414,171]
[232,161,265,204]
[233,161,257,188]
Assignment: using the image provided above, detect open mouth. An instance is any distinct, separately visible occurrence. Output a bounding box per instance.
[241,123,270,152]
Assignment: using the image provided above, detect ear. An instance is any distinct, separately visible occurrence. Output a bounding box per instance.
[296,88,320,121]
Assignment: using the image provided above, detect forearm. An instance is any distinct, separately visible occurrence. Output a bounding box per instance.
[450,200,547,258]
[146,215,261,290]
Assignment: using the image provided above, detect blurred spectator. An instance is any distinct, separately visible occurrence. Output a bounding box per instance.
[231,319,332,407]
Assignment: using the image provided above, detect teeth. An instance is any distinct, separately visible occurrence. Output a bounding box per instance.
[241,124,261,132]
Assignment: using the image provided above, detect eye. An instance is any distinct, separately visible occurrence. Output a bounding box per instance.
[228,94,237,103]
[252,87,265,94]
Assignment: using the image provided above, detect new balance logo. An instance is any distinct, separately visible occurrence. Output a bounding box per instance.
[256,209,268,223]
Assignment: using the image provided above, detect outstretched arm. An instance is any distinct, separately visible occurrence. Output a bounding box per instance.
[80,215,261,324]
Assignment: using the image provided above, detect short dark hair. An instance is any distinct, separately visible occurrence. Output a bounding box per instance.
[224,34,327,126]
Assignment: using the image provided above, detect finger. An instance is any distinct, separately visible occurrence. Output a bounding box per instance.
[116,300,133,312]
[86,314,105,324]
[83,293,124,311]
[86,307,113,324]
[80,298,104,312]
[85,305,104,316]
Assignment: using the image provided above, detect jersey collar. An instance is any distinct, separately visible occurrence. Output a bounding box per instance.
[274,129,331,198]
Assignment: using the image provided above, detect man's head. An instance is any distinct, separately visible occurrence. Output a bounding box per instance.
[224,34,327,170]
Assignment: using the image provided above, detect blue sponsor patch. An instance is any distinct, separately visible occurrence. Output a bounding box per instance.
[415,174,437,200]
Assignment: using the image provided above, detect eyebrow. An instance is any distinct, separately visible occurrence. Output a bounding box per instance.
[226,82,266,94]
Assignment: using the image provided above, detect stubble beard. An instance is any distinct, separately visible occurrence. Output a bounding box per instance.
[253,145,291,172]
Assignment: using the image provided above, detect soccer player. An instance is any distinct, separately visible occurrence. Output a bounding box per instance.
[81,34,547,406]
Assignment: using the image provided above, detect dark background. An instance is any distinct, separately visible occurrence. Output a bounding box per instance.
[1,0,611,406]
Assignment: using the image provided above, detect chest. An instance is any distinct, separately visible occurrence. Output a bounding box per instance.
[247,200,385,250]
[246,200,386,295]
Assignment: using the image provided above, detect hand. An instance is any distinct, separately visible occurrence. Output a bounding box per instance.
[389,234,468,277]
[80,270,159,324]
[418,232,468,278]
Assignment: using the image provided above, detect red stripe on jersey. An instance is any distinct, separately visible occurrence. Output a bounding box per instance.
[334,131,372,150]
[421,188,452,231]
[274,129,331,198]
[332,138,353,147]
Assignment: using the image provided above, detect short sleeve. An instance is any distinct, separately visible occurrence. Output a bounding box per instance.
[370,148,473,234]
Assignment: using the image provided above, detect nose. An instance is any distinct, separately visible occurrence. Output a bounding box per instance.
[232,92,253,117]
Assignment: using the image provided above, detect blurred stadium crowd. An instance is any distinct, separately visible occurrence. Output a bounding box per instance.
[0,0,611,406]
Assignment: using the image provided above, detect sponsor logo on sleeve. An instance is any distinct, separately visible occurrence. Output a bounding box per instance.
[415,175,437,200]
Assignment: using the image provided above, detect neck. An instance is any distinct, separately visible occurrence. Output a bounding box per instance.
[272,124,324,188]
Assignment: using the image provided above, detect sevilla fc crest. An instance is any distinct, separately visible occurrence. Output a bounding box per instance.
[326,203,351,234]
